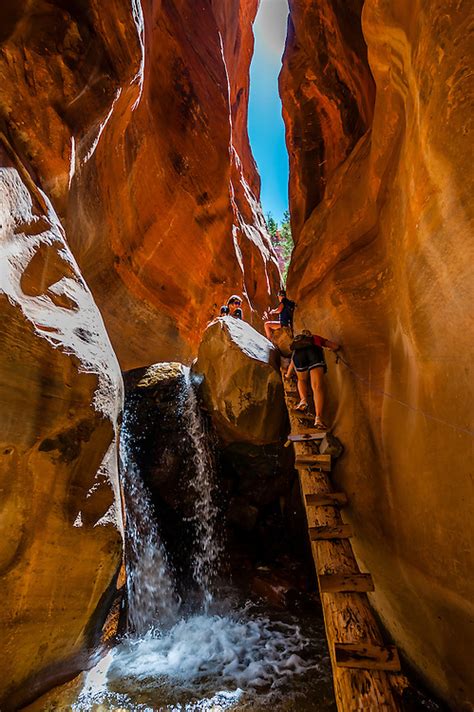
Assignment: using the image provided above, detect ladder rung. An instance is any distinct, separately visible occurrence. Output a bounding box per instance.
[309,524,353,540]
[319,573,374,593]
[288,432,326,442]
[335,643,401,671]
[305,492,348,507]
[296,454,331,471]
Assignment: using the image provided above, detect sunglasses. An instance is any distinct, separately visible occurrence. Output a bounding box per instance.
[230,300,241,306]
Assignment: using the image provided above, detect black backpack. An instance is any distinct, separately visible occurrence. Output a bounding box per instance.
[290,333,313,350]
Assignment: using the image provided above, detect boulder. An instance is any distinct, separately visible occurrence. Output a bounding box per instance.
[319,433,344,459]
[270,326,294,358]
[193,317,286,445]
[227,497,259,532]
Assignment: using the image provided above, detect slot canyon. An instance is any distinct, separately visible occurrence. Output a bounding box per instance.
[0,1,472,711]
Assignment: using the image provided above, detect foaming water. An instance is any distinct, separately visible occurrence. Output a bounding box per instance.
[77,364,335,710]
[180,367,222,609]
[73,599,331,711]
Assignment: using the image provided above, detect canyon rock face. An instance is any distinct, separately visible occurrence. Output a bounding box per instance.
[194,317,286,445]
[0,145,123,709]
[1,0,280,372]
[0,0,279,704]
[281,0,473,707]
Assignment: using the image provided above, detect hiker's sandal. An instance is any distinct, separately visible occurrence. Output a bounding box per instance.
[294,400,308,411]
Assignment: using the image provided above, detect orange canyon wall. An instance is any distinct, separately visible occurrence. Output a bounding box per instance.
[281,0,473,707]
[0,0,278,706]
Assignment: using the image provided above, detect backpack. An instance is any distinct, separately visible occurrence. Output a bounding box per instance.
[290,334,313,350]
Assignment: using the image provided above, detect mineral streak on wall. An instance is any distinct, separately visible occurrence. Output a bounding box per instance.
[280,0,474,707]
[0,0,279,706]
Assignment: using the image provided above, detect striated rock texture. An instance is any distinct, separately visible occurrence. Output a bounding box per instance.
[0,143,123,709]
[0,0,279,704]
[281,0,474,707]
[0,0,280,372]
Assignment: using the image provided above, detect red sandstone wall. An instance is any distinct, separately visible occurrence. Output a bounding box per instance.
[281,0,474,707]
[66,0,280,369]
[0,0,279,704]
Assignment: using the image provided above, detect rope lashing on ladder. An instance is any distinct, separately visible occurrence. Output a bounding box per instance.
[332,351,474,438]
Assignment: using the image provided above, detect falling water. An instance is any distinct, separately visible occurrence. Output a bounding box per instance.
[73,362,335,711]
[180,366,222,609]
[121,409,179,634]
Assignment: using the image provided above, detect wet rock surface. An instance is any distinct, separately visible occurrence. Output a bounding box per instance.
[281,0,474,706]
[123,359,306,586]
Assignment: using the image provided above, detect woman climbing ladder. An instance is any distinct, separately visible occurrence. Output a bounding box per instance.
[285,330,340,430]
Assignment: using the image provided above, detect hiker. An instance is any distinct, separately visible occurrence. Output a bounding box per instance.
[263,289,295,339]
[220,295,243,319]
[285,329,340,430]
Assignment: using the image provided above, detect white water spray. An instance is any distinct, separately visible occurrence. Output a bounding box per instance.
[121,412,179,634]
[180,367,222,609]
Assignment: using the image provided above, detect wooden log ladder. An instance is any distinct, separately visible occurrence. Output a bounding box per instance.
[282,375,406,711]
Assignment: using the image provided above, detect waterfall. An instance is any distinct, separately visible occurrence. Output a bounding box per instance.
[121,409,179,635]
[121,363,222,632]
[75,363,327,710]
[180,366,223,610]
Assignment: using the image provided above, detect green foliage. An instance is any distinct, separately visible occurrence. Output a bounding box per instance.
[265,210,293,284]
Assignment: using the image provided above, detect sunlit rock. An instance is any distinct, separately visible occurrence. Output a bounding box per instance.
[0,152,123,709]
[270,326,294,358]
[194,317,286,445]
[0,0,280,372]
[281,1,474,706]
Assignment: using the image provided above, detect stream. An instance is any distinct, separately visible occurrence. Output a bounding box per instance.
[71,365,336,711]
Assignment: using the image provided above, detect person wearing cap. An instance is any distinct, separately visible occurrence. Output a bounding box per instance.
[263,289,295,339]
[220,295,243,319]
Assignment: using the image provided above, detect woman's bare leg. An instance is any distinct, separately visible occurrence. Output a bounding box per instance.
[296,370,309,404]
[264,321,281,340]
[309,367,325,419]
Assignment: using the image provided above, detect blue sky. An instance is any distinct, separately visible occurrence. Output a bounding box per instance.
[248,0,289,226]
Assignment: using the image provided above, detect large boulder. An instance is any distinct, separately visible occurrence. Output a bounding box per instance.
[193,317,286,445]
[193,318,296,562]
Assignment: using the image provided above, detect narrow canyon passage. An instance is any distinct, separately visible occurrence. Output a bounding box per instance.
[0,1,472,711]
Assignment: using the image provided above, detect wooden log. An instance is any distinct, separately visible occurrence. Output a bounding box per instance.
[335,643,401,672]
[295,454,331,471]
[281,380,402,710]
[309,524,353,540]
[306,492,348,507]
[319,573,374,593]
